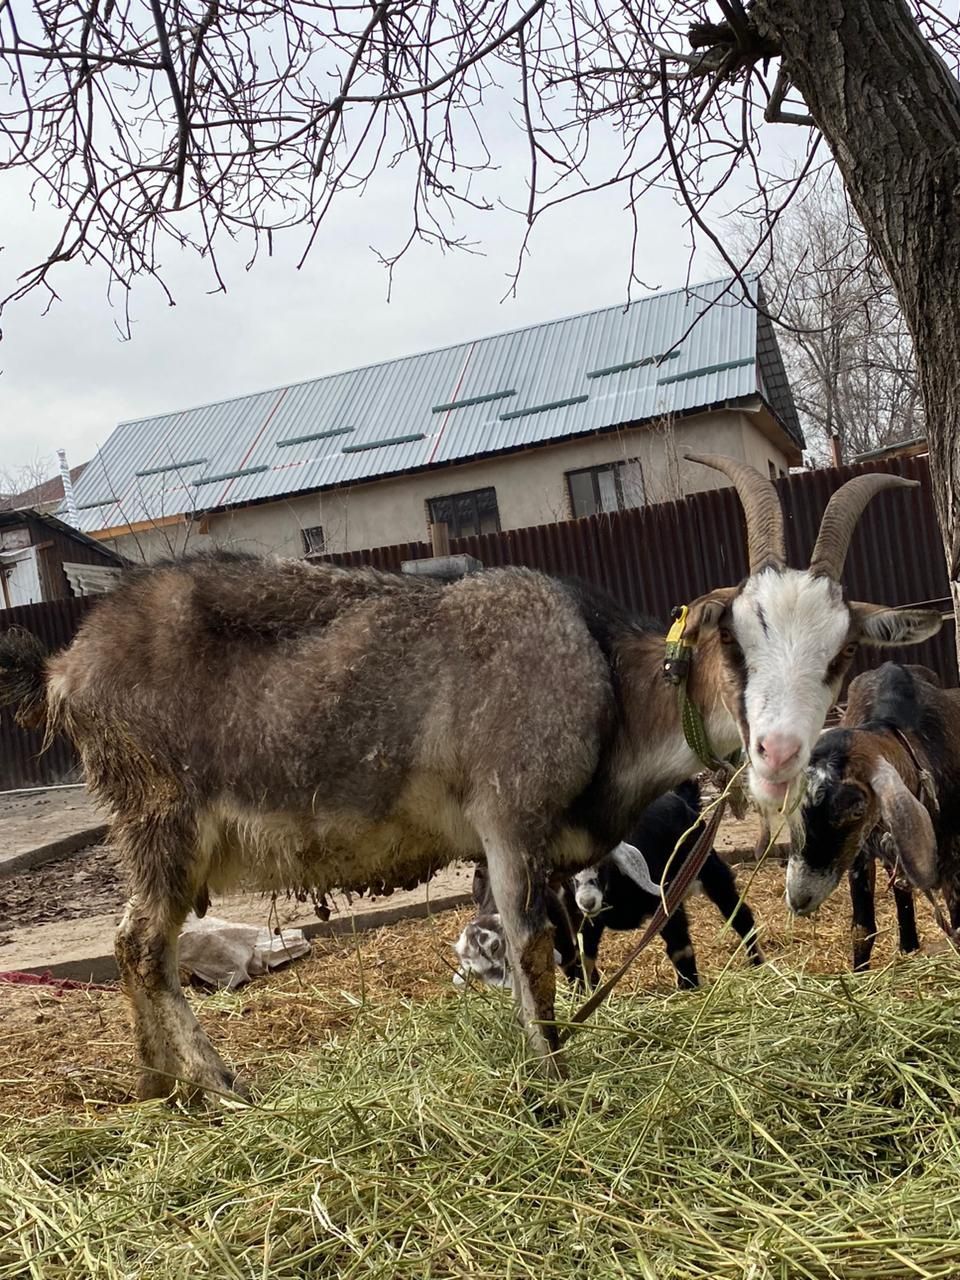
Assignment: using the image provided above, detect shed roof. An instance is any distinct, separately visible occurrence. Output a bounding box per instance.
[0,508,125,563]
[68,273,803,534]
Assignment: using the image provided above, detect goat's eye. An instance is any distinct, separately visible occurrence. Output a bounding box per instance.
[719,626,734,645]
[842,642,857,659]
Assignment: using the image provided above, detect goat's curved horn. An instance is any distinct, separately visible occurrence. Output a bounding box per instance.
[684,453,785,574]
[808,473,919,581]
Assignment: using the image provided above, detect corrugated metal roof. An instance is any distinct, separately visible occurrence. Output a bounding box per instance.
[68,273,804,533]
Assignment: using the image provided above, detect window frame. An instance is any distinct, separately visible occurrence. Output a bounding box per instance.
[426,486,501,539]
[301,525,325,555]
[566,460,644,519]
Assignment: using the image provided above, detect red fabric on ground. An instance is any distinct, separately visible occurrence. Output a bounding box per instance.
[0,970,115,992]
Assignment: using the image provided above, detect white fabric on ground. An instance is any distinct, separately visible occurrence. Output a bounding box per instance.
[178,914,311,990]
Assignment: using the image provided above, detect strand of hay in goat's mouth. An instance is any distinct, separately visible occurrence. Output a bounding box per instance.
[4,958,960,1279]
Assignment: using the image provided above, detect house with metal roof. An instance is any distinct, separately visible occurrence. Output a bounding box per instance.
[67,273,803,560]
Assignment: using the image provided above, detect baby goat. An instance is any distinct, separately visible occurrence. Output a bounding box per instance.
[454,863,584,990]
[573,780,764,989]
[455,783,762,993]
[788,662,960,968]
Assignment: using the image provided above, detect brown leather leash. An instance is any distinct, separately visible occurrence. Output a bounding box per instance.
[558,794,728,1043]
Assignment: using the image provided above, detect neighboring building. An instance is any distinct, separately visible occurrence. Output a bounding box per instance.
[0,462,88,517]
[853,436,928,464]
[0,508,123,609]
[66,274,803,561]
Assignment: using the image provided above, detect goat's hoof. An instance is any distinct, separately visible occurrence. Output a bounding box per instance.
[526,1091,568,1128]
[172,1063,250,1107]
[196,1069,250,1107]
[135,1069,177,1102]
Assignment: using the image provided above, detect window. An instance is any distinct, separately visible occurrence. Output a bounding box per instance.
[566,461,645,519]
[301,526,325,554]
[427,487,500,538]
[768,461,777,481]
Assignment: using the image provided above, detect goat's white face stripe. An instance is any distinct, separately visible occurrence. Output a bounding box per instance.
[804,759,838,808]
[731,570,850,804]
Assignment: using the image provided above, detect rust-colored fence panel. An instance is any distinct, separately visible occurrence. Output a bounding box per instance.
[322,454,956,690]
[0,597,94,789]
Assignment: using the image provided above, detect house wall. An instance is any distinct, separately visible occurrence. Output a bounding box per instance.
[101,409,794,562]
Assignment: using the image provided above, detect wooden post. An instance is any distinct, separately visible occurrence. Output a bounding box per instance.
[829,434,843,468]
[430,521,451,557]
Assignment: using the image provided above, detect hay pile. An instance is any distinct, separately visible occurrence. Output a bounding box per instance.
[1,859,955,1121]
[4,957,960,1279]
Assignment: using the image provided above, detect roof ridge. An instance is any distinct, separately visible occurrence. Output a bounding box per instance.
[112,271,756,429]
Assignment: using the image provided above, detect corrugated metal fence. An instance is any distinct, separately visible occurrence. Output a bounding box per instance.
[0,597,93,789]
[321,454,956,690]
[0,455,953,789]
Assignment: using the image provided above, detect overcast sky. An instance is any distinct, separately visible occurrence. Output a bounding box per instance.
[0,115,803,484]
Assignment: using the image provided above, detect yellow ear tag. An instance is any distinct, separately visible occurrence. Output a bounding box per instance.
[665,604,689,645]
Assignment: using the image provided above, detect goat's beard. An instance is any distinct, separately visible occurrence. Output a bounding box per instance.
[748,769,808,832]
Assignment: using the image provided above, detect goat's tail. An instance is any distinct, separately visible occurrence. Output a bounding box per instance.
[0,627,51,733]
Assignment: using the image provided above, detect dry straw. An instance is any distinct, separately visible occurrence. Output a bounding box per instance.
[4,956,960,1279]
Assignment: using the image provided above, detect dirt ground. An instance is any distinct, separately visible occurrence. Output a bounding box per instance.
[2,852,954,1121]
[0,843,123,937]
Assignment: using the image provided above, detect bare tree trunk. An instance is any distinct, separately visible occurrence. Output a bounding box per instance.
[755,0,960,653]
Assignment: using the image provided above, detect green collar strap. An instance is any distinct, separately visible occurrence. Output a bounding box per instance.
[662,604,746,808]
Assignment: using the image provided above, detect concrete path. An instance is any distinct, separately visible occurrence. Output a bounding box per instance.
[0,788,108,876]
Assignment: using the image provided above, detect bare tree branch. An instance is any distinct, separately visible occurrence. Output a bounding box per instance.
[0,0,956,320]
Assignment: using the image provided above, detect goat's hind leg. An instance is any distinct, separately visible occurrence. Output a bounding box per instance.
[114,813,241,1102]
[479,832,564,1077]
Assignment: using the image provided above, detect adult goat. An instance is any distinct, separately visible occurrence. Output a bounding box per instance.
[0,455,940,1099]
[787,662,960,966]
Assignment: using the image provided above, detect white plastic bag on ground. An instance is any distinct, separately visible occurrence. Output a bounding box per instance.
[178,913,311,990]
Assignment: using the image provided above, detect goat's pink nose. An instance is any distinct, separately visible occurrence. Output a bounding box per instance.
[756,732,802,774]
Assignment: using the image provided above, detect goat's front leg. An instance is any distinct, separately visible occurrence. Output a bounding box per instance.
[480,836,564,1077]
[893,884,920,954]
[849,852,878,972]
[547,885,586,989]
[939,850,960,937]
[114,815,241,1102]
[578,917,604,991]
[701,857,765,966]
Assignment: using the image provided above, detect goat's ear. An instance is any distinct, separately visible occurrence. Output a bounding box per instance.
[684,587,737,642]
[871,757,939,889]
[852,603,943,647]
